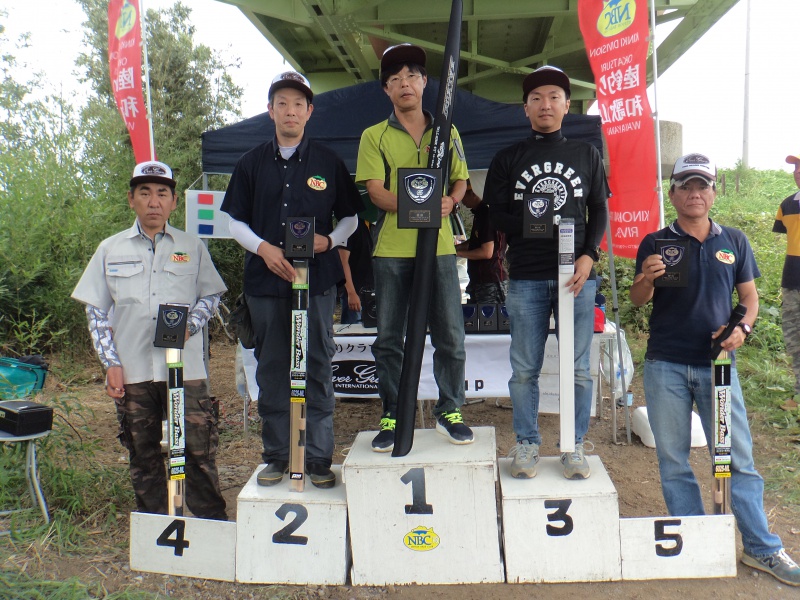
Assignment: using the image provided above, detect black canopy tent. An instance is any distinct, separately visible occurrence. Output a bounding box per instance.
[201,79,603,174]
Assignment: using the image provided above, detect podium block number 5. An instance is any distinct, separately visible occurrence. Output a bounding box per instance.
[156,519,190,556]
[654,519,683,557]
[273,503,309,545]
[544,499,574,537]
[401,468,433,515]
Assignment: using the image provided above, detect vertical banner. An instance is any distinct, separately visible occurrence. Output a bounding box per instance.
[108,0,152,163]
[579,0,658,258]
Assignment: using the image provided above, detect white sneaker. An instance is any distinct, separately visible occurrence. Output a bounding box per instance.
[561,441,593,479]
[509,440,539,478]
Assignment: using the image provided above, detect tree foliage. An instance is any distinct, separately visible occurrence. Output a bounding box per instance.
[0,4,243,356]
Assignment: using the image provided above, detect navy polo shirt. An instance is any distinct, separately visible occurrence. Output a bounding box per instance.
[222,136,362,297]
[635,219,760,366]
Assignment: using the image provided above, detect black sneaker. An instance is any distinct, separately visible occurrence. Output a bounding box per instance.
[257,460,288,486]
[306,463,336,489]
[436,409,474,444]
[372,414,396,452]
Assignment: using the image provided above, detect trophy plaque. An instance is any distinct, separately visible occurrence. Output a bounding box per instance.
[522,192,555,238]
[654,238,690,287]
[397,168,442,229]
[153,304,189,349]
[285,217,316,259]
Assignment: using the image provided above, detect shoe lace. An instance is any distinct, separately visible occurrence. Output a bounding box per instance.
[443,410,464,424]
[509,442,535,461]
[775,549,800,569]
[379,417,396,431]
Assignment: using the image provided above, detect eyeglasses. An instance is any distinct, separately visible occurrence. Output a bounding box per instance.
[386,73,422,86]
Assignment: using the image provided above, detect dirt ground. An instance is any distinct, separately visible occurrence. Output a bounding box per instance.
[5,336,800,599]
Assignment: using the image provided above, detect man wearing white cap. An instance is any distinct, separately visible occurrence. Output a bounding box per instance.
[356,43,474,452]
[221,71,362,488]
[631,153,800,586]
[484,65,609,479]
[72,161,228,520]
[773,153,800,404]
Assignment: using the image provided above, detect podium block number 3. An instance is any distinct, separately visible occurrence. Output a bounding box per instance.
[402,468,433,515]
[273,503,309,545]
[545,499,574,537]
[654,519,683,557]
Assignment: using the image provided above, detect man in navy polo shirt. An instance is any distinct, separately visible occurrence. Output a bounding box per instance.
[630,153,799,586]
[221,71,362,488]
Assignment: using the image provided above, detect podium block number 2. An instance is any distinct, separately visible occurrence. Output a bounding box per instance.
[402,467,433,515]
[272,503,309,545]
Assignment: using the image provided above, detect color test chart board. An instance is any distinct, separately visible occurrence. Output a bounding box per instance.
[185,190,231,239]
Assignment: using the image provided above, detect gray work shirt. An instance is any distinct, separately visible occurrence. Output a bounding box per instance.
[71,221,226,383]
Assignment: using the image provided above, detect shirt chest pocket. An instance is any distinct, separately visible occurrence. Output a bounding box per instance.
[163,262,199,304]
[106,260,145,304]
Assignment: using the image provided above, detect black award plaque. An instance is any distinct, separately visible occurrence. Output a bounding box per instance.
[522,192,555,238]
[285,217,316,259]
[654,238,690,287]
[397,168,443,229]
[154,304,188,349]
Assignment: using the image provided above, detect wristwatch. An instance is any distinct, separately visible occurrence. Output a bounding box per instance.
[737,322,752,338]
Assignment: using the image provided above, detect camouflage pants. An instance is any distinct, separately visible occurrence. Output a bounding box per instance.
[115,380,227,519]
[782,288,800,396]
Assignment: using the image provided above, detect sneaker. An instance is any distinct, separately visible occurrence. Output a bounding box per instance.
[742,549,800,586]
[435,409,474,444]
[560,441,593,480]
[372,415,396,452]
[306,463,336,489]
[257,460,288,486]
[508,441,539,478]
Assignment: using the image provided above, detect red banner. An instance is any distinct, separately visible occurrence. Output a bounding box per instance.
[108,0,152,163]
[578,0,658,259]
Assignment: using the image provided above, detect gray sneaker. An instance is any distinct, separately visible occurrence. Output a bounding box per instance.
[561,441,592,479]
[742,549,800,586]
[509,441,539,478]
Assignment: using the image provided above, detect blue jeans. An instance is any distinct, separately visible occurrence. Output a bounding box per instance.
[372,255,466,417]
[643,359,782,558]
[247,289,336,467]
[505,278,595,445]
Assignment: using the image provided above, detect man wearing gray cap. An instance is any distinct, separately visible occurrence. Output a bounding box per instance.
[221,71,362,488]
[631,153,800,586]
[484,65,609,479]
[72,161,228,520]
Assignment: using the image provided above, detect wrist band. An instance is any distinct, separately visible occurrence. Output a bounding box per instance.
[326,235,333,251]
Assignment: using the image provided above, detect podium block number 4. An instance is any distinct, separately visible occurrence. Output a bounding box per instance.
[157,519,190,556]
[273,503,309,546]
[402,468,433,515]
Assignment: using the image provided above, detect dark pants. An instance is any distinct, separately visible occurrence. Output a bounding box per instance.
[116,380,227,520]
[248,288,336,467]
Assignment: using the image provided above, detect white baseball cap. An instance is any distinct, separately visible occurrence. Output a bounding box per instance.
[670,153,716,186]
[130,161,176,188]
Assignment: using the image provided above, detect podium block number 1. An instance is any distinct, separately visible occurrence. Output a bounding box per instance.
[402,468,433,515]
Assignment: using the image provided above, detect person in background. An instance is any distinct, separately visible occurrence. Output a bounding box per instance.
[631,152,800,587]
[773,152,800,404]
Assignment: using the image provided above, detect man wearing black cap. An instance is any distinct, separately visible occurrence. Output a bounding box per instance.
[221,71,362,488]
[72,161,228,520]
[484,65,609,480]
[630,153,800,586]
[356,43,473,452]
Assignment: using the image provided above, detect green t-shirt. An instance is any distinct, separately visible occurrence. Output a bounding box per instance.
[356,113,469,258]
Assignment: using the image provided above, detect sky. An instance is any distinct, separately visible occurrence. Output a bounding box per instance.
[2,0,798,172]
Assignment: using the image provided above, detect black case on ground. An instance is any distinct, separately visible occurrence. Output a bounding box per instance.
[0,400,54,436]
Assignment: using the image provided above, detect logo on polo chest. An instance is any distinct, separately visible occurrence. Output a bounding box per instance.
[307,175,327,191]
[716,249,735,265]
[171,252,190,263]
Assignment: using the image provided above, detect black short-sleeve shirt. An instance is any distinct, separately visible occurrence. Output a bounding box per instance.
[222,137,362,297]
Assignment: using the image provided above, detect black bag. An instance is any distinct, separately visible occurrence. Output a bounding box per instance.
[227,294,255,349]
